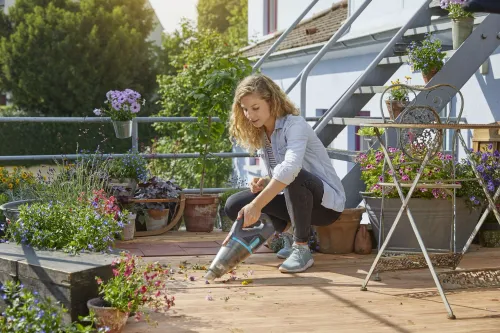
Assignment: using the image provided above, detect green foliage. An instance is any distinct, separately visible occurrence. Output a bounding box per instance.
[440,1,474,20]
[407,34,446,75]
[356,127,385,137]
[108,151,149,182]
[0,0,158,116]
[0,281,99,333]
[0,107,156,164]
[197,0,248,48]
[9,190,126,253]
[155,22,253,191]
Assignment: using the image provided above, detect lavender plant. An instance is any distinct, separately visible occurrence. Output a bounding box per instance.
[93,89,144,121]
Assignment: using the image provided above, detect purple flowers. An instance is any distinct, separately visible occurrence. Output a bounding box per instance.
[93,89,143,121]
[440,0,474,19]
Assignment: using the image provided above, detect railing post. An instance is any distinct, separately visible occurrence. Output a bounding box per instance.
[131,119,139,152]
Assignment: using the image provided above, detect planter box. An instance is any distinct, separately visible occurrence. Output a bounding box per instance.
[362,194,481,252]
[0,243,118,323]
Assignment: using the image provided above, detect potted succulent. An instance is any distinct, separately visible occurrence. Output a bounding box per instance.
[356,147,482,252]
[89,253,175,332]
[440,0,475,49]
[385,77,411,119]
[107,151,149,196]
[134,177,182,231]
[93,89,144,139]
[407,34,446,83]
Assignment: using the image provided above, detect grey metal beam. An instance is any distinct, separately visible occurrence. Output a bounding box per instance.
[313,0,433,135]
[0,152,251,162]
[252,0,320,72]
[0,117,222,123]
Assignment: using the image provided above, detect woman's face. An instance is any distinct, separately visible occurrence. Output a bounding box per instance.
[240,93,274,129]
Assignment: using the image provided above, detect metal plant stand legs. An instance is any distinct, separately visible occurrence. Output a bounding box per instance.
[360,128,456,320]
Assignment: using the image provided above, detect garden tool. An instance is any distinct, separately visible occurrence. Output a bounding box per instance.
[204,213,275,281]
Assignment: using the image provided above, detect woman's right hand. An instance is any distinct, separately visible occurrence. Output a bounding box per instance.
[249,177,268,194]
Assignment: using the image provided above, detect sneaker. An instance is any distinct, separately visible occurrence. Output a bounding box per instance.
[276,232,293,259]
[278,244,314,273]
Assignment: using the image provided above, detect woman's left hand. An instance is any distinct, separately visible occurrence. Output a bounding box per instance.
[238,203,262,228]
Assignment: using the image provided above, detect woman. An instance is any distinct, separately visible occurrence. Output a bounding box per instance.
[225,74,346,273]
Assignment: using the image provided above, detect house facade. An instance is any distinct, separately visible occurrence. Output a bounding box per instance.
[235,0,500,206]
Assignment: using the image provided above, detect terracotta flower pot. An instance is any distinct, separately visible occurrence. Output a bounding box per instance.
[314,208,366,254]
[385,100,408,119]
[87,297,129,333]
[422,67,439,84]
[184,194,219,232]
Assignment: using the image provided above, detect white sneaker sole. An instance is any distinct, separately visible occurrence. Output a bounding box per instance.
[278,258,314,273]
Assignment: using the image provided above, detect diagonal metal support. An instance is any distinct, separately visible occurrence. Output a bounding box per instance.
[456,131,500,254]
[361,128,456,319]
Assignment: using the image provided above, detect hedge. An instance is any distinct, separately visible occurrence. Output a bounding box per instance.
[0,122,157,166]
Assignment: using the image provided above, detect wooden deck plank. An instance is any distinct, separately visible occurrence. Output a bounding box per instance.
[121,244,500,333]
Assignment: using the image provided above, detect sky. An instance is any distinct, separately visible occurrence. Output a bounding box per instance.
[149,0,199,34]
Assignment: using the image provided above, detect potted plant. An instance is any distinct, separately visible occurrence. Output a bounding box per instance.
[457,145,500,247]
[385,77,411,119]
[107,151,149,195]
[440,0,475,49]
[180,58,252,232]
[93,89,144,139]
[89,253,175,332]
[134,177,182,231]
[407,34,446,83]
[356,147,482,252]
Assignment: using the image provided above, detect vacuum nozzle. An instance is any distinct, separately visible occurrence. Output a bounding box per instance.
[204,270,217,281]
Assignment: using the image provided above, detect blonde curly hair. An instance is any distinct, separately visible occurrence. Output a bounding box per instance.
[229,74,299,153]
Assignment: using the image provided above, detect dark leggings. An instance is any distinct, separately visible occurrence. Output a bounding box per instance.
[224,169,342,243]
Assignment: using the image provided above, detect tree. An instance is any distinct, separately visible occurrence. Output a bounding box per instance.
[197,0,248,48]
[0,0,159,116]
[153,21,252,189]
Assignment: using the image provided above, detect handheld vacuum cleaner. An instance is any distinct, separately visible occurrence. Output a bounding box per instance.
[204,213,275,281]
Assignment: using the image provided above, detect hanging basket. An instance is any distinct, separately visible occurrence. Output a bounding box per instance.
[112,120,132,139]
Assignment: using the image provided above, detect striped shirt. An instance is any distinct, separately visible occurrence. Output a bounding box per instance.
[264,135,277,172]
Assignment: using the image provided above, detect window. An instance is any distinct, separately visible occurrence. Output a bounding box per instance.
[316,108,327,117]
[264,0,278,35]
[355,111,371,151]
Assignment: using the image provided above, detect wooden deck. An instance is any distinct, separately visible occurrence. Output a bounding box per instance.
[119,232,500,333]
